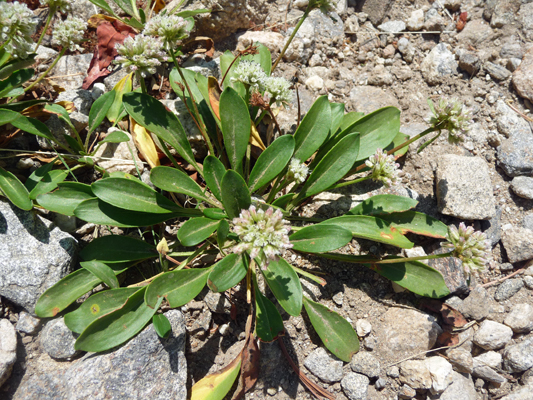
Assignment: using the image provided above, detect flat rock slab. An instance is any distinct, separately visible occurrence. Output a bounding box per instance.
[501,226,533,263]
[14,310,187,400]
[0,199,77,314]
[436,154,495,220]
[512,46,533,103]
[0,319,17,387]
[498,130,533,177]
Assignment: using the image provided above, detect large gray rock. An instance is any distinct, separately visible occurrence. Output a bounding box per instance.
[495,278,525,301]
[349,86,400,115]
[14,310,187,399]
[0,319,17,388]
[0,199,77,314]
[473,320,513,350]
[374,308,440,363]
[438,371,477,400]
[501,227,533,263]
[500,383,533,400]
[520,2,533,40]
[503,337,533,372]
[436,155,495,220]
[421,43,459,85]
[341,372,369,400]
[457,20,493,47]
[356,0,393,25]
[303,347,343,383]
[50,54,93,91]
[513,47,533,103]
[458,287,491,321]
[495,100,532,138]
[350,351,380,379]
[504,304,533,333]
[511,176,533,200]
[490,0,520,28]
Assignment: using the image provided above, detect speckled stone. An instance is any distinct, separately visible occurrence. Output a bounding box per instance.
[303,347,344,383]
[494,278,524,301]
[41,318,80,360]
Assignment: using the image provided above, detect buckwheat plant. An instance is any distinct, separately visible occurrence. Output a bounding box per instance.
[143,13,191,50]
[0,1,37,59]
[365,148,401,187]
[231,60,267,90]
[263,76,292,107]
[428,98,473,143]
[36,0,73,50]
[286,158,309,185]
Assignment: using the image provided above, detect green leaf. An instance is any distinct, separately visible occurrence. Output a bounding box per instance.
[203,155,226,201]
[303,296,359,362]
[248,135,294,193]
[81,260,120,289]
[64,134,84,154]
[368,260,450,298]
[346,194,418,216]
[175,8,211,18]
[28,169,68,200]
[25,160,56,192]
[0,68,33,98]
[145,268,211,308]
[80,235,157,263]
[385,130,410,157]
[220,87,250,173]
[207,254,247,292]
[87,0,117,17]
[293,96,332,162]
[92,177,181,214]
[255,286,284,342]
[217,219,230,249]
[88,91,114,134]
[272,193,295,209]
[330,102,345,136]
[320,215,414,249]
[0,166,31,210]
[37,183,94,215]
[99,130,130,143]
[75,287,163,352]
[191,357,241,400]
[35,269,104,318]
[261,258,302,317]
[378,211,448,238]
[203,208,227,220]
[339,111,364,132]
[45,103,77,133]
[0,98,47,112]
[0,55,36,80]
[295,133,360,202]
[151,166,214,204]
[178,217,220,246]
[123,92,199,174]
[3,111,54,141]
[64,287,140,334]
[220,170,251,219]
[290,225,352,253]
[152,314,172,338]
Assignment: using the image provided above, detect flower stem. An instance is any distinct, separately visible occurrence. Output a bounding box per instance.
[21,47,66,96]
[137,71,147,94]
[327,175,370,190]
[35,8,55,52]
[272,9,310,72]
[317,251,454,265]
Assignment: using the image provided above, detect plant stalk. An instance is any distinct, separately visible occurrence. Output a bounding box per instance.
[35,7,56,52]
[272,9,310,72]
[21,47,66,96]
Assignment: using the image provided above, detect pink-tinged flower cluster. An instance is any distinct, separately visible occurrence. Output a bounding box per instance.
[365,148,401,187]
[428,98,473,143]
[442,222,491,277]
[232,206,292,269]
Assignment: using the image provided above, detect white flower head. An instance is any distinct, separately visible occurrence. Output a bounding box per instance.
[442,222,491,277]
[0,1,37,59]
[286,158,309,185]
[263,76,292,107]
[52,16,87,52]
[232,206,293,270]
[143,13,191,48]
[365,148,401,187]
[40,0,73,13]
[230,60,267,89]
[428,98,473,144]
[114,34,168,77]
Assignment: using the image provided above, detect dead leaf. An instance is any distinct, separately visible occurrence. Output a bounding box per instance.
[456,12,467,32]
[208,76,222,120]
[231,333,260,400]
[420,299,467,328]
[250,122,266,151]
[437,331,459,347]
[129,116,161,169]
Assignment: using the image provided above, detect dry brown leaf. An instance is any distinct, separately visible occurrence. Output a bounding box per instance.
[129,117,160,169]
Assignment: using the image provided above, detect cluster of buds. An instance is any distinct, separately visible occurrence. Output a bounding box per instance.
[143,13,191,49]
[286,158,309,185]
[0,1,37,59]
[428,98,473,144]
[114,34,168,77]
[365,149,401,187]
[442,222,491,277]
[52,16,87,52]
[232,206,293,270]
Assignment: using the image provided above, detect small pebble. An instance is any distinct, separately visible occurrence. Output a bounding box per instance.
[355,319,372,337]
[266,387,277,396]
[375,377,387,390]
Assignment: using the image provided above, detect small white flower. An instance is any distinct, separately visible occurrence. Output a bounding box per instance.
[286,158,309,184]
[0,1,37,59]
[428,98,473,143]
[230,60,267,89]
[232,206,293,269]
[365,149,401,187]
[442,222,491,277]
[40,0,73,13]
[52,16,87,52]
[114,34,168,77]
[143,13,191,49]
[263,76,292,107]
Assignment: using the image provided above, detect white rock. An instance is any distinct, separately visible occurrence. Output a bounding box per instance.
[400,360,432,389]
[421,43,458,85]
[0,319,17,387]
[304,347,344,383]
[91,83,106,101]
[504,303,533,333]
[378,20,406,33]
[407,9,425,31]
[236,31,285,53]
[473,351,502,369]
[355,319,372,337]
[305,75,324,91]
[425,357,454,394]
[473,320,513,350]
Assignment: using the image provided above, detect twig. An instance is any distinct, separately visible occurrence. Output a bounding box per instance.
[345,30,455,35]
[506,99,533,122]
[480,267,526,288]
[45,72,84,80]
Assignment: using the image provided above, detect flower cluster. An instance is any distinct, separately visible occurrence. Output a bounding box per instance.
[442,222,491,277]
[52,16,87,52]
[428,98,473,143]
[308,0,334,13]
[286,158,309,184]
[114,34,168,77]
[143,13,191,49]
[231,60,293,106]
[40,0,73,13]
[365,149,401,187]
[0,1,37,59]
[232,206,293,269]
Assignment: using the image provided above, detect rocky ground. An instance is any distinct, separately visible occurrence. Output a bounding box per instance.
[2,0,533,399]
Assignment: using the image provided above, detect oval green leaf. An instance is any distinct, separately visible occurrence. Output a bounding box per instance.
[88,90,114,134]
[28,169,68,200]
[248,135,294,193]
[217,219,230,248]
[151,166,213,204]
[207,253,247,292]
[346,194,418,216]
[255,286,284,342]
[377,211,448,239]
[81,260,120,289]
[261,258,302,317]
[220,170,251,219]
[178,217,220,246]
[303,296,359,362]
[293,96,332,162]
[100,129,130,143]
[80,235,157,263]
[203,155,226,201]
[36,182,95,215]
[290,225,352,253]
[145,267,211,308]
[153,313,172,338]
[203,208,227,220]
[0,166,31,210]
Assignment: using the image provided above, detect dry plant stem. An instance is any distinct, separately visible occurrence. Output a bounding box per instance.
[35,7,56,52]
[272,10,309,72]
[20,47,67,97]
[219,44,255,86]
[318,252,454,265]
[481,267,526,288]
